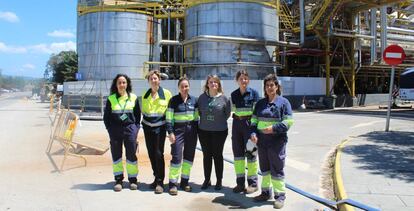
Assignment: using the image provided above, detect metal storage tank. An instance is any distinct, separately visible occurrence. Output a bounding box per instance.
[77,0,159,80]
[184,1,279,79]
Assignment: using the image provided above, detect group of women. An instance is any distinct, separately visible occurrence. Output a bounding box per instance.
[103,70,293,209]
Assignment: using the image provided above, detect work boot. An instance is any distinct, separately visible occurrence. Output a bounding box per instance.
[113,180,123,192]
[154,185,164,194]
[180,179,192,192]
[129,182,138,190]
[149,179,157,189]
[201,180,211,190]
[214,180,222,190]
[169,186,178,195]
[232,185,246,193]
[245,185,258,194]
[273,194,286,209]
[253,192,271,202]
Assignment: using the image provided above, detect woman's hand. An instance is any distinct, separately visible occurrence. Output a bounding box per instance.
[250,134,258,144]
[169,133,176,144]
[262,126,274,134]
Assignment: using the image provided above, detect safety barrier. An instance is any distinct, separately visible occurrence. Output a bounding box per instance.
[46,110,86,171]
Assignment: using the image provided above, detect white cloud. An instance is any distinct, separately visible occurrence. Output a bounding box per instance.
[29,41,76,54]
[0,41,76,54]
[0,11,19,23]
[22,64,36,70]
[0,42,27,53]
[47,30,75,38]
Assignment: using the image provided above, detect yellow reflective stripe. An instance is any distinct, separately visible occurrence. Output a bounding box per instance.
[234,111,253,116]
[257,121,279,130]
[234,158,245,175]
[271,178,286,193]
[113,159,123,175]
[247,160,258,177]
[169,163,181,182]
[181,160,193,178]
[261,172,271,188]
[194,108,199,120]
[166,108,174,123]
[126,160,138,177]
[174,114,196,121]
[251,115,258,125]
[282,115,294,129]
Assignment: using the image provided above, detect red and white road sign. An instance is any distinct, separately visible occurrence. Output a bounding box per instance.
[383,45,406,66]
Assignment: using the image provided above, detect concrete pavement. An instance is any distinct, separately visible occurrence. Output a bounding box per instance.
[337,107,414,211]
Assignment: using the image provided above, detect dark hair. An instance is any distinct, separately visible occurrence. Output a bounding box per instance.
[235,69,249,81]
[178,76,190,87]
[146,70,161,81]
[263,73,281,97]
[110,74,132,95]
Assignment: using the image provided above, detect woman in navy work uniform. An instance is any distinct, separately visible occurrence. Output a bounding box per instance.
[250,74,294,209]
[166,77,199,195]
[141,70,172,194]
[231,70,259,194]
[198,75,231,190]
[103,74,141,192]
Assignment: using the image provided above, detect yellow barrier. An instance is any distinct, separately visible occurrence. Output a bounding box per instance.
[46,110,86,171]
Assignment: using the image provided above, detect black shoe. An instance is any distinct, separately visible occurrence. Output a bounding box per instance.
[180,180,192,192]
[232,185,246,193]
[214,180,222,190]
[149,180,157,189]
[201,180,211,190]
[113,180,123,192]
[253,192,271,202]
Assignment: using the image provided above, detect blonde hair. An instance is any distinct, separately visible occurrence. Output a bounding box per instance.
[146,70,161,81]
[203,74,223,93]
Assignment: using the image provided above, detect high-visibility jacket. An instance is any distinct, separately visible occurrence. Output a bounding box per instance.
[166,94,199,135]
[141,87,172,127]
[231,87,259,117]
[103,93,141,140]
[250,96,293,136]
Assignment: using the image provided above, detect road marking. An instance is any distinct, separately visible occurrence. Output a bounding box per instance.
[350,120,383,129]
[286,158,310,171]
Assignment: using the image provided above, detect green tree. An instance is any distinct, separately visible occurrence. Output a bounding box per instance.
[46,51,78,83]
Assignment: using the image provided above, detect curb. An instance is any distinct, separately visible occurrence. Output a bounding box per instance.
[334,139,355,211]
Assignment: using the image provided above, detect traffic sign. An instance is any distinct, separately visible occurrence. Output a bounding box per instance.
[383,45,406,66]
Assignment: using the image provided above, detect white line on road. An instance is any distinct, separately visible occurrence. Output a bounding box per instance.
[286,158,311,171]
[350,120,383,129]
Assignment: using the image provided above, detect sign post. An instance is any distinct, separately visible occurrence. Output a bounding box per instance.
[382,45,406,132]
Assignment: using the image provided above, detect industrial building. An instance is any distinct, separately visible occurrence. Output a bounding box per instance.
[64,0,414,114]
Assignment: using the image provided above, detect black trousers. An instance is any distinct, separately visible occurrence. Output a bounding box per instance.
[198,128,228,181]
[143,124,166,185]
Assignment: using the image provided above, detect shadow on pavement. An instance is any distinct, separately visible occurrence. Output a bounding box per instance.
[71,182,113,191]
[343,131,414,182]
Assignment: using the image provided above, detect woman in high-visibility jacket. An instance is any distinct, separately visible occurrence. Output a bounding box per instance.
[103,74,141,192]
[231,70,259,194]
[166,77,199,195]
[250,74,294,209]
[141,70,172,194]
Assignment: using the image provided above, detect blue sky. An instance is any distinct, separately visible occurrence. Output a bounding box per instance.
[0,0,77,78]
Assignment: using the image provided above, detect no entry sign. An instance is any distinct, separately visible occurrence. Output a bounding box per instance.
[383,45,406,66]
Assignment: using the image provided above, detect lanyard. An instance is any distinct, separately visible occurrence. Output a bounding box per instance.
[116,96,129,113]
